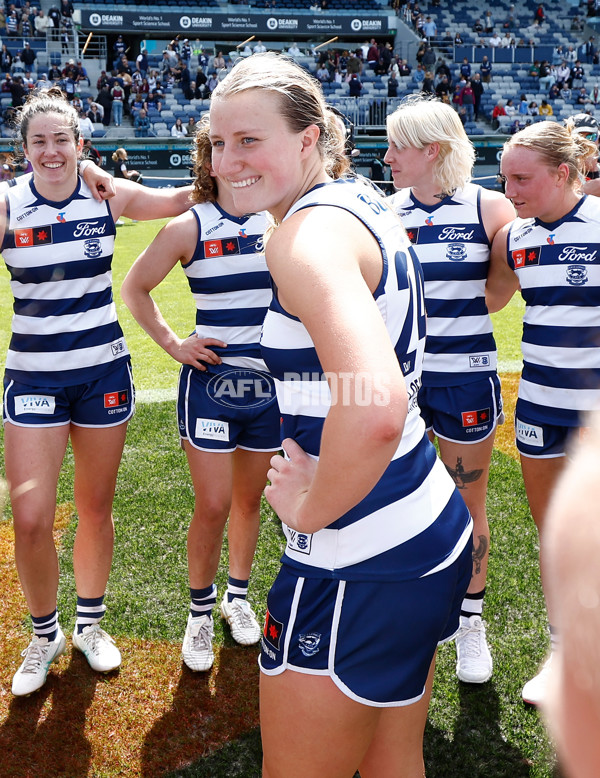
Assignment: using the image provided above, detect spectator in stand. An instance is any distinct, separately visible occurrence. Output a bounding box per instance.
[171,116,187,138]
[60,0,73,18]
[576,86,591,105]
[435,57,451,84]
[518,94,529,116]
[184,116,196,137]
[413,62,425,84]
[180,39,191,64]
[348,72,362,97]
[565,45,577,64]
[423,16,437,42]
[460,80,475,122]
[503,4,517,28]
[399,58,411,78]
[504,98,516,117]
[484,10,494,32]
[584,36,596,65]
[47,5,61,30]
[21,42,36,70]
[548,83,561,101]
[316,64,330,83]
[0,45,11,76]
[83,137,102,166]
[539,99,553,116]
[501,33,515,48]
[87,101,103,125]
[387,72,399,98]
[113,35,127,70]
[480,55,492,84]
[489,31,502,48]
[529,61,541,79]
[571,60,585,89]
[6,9,18,37]
[96,83,112,127]
[422,70,435,95]
[539,61,553,90]
[555,61,570,89]
[253,40,266,54]
[422,44,436,69]
[110,80,125,127]
[287,42,301,58]
[454,32,463,45]
[529,101,539,115]
[435,74,451,102]
[460,57,471,81]
[134,108,151,138]
[473,18,484,34]
[560,83,572,101]
[34,9,51,36]
[9,76,26,108]
[534,3,545,24]
[206,73,218,97]
[471,73,484,119]
[552,44,565,66]
[79,107,94,139]
[136,48,148,79]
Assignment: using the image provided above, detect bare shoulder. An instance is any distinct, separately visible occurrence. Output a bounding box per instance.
[479,185,516,237]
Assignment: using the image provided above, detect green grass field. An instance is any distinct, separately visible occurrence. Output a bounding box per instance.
[0,219,559,777]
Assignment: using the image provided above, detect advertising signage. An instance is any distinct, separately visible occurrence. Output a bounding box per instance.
[81,10,388,36]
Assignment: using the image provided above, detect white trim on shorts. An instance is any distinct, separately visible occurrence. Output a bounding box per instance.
[432,375,502,446]
[260,577,426,709]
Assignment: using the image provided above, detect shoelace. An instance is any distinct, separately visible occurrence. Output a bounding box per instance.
[459,623,486,658]
[20,640,48,674]
[81,625,113,655]
[231,600,255,627]
[191,621,213,651]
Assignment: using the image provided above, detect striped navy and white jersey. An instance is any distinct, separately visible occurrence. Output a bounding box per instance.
[261,177,472,581]
[2,175,126,387]
[388,183,497,387]
[183,202,271,372]
[507,195,600,427]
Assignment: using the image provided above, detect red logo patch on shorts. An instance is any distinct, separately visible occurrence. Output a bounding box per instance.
[104,389,129,408]
[263,609,283,651]
[462,408,490,427]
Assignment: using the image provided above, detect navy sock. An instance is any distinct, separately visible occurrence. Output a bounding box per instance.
[190,584,216,619]
[75,595,106,635]
[227,576,249,603]
[32,609,58,643]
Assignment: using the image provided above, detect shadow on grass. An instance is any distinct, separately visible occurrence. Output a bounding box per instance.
[141,645,261,777]
[425,680,560,778]
[0,650,99,777]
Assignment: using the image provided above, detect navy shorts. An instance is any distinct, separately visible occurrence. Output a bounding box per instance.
[419,375,503,444]
[515,408,574,458]
[178,362,281,452]
[260,540,472,707]
[3,361,135,428]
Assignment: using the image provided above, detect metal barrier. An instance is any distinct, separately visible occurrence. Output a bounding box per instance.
[332,97,406,132]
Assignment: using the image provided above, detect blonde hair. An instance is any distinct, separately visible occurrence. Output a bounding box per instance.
[386,94,475,194]
[190,114,217,203]
[111,147,127,163]
[503,121,597,186]
[210,52,349,179]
